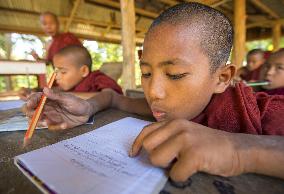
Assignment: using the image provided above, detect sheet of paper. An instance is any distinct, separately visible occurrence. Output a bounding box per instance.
[15,117,167,194]
[0,100,25,111]
[0,113,29,132]
[0,114,94,132]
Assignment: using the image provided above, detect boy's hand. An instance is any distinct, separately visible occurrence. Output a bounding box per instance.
[130,119,246,181]
[18,87,33,101]
[25,88,93,130]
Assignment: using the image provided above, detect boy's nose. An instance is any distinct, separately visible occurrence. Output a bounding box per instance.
[266,66,275,76]
[148,78,166,100]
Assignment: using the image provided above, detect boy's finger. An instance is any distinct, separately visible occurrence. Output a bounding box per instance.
[129,121,167,157]
[26,92,42,109]
[169,152,198,182]
[148,132,185,168]
[48,122,68,131]
[142,121,187,152]
[43,88,66,103]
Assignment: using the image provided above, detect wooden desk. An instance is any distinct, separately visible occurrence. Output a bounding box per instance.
[0,108,284,194]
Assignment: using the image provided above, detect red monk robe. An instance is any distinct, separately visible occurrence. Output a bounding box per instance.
[47,32,82,62]
[71,71,123,95]
[240,66,262,81]
[192,83,284,135]
[264,88,284,95]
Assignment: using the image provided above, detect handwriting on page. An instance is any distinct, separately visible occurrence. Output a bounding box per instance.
[15,117,167,194]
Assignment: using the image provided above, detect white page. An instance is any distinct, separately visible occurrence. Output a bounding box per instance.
[15,117,167,194]
[0,100,25,110]
[0,113,29,132]
[0,114,94,132]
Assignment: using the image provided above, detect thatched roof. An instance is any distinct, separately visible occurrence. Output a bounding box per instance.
[0,0,283,44]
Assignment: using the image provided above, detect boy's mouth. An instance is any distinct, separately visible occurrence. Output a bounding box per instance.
[151,107,167,121]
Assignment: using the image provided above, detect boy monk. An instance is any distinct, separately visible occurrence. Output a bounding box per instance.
[26,3,284,181]
[261,49,284,95]
[52,45,123,98]
[237,49,266,81]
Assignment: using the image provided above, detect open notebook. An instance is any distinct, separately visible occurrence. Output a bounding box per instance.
[15,117,167,194]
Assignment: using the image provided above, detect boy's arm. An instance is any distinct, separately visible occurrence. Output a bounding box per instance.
[236,134,284,179]
[87,89,152,116]
[68,92,98,100]
[130,119,284,181]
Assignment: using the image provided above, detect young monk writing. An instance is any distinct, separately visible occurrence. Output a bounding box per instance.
[52,45,123,98]
[261,49,284,95]
[26,3,284,181]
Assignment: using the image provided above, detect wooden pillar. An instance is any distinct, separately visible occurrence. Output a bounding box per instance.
[272,20,281,51]
[120,0,136,90]
[233,0,246,68]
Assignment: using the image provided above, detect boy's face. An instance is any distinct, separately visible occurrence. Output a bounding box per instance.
[40,14,59,36]
[141,24,225,121]
[262,54,284,90]
[53,55,87,91]
[247,53,265,71]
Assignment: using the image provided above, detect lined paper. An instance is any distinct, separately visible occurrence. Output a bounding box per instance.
[15,117,167,194]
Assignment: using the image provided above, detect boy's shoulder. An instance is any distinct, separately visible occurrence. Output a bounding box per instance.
[73,71,123,94]
[195,82,284,135]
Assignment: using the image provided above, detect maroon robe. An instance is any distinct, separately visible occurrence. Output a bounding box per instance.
[192,83,284,135]
[71,71,123,94]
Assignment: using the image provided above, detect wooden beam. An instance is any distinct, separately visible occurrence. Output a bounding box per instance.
[272,20,282,51]
[211,0,231,8]
[157,0,178,6]
[64,0,82,32]
[233,0,246,68]
[0,6,148,34]
[120,0,136,90]
[85,0,158,19]
[249,0,279,19]
[0,24,144,45]
[247,18,284,28]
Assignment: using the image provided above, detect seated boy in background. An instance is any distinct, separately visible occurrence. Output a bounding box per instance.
[261,49,284,95]
[19,45,123,100]
[237,49,266,81]
[52,45,123,99]
[26,3,284,182]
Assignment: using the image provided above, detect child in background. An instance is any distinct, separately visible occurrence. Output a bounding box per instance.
[237,49,266,81]
[53,45,123,98]
[261,49,284,95]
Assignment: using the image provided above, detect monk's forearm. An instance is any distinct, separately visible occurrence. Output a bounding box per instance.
[86,89,113,115]
[86,89,152,117]
[235,134,284,179]
[112,94,152,116]
[69,92,98,100]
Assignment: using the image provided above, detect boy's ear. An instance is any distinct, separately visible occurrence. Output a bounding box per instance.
[214,64,236,94]
[80,65,90,78]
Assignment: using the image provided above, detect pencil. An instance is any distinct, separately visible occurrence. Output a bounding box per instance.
[246,81,270,87]
[23,72,57,146]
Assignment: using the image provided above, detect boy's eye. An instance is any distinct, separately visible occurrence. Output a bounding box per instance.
[141,72,151,78]
[166,73,189,80]
[277,65,284,70]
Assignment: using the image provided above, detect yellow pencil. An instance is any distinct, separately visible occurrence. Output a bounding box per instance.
[23,72,57,146]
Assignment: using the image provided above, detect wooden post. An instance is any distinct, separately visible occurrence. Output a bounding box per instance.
[233,0,246,68]
[120,0,136,90]
[272,20,281,51]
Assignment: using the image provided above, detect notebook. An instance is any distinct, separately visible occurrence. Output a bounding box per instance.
[15,117,167,194]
